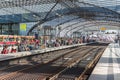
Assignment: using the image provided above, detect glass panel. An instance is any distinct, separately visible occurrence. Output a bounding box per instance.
[2,24,9,35]
[12,24,19,35]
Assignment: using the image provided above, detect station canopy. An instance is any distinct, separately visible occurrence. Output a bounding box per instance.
[0,0,119,36]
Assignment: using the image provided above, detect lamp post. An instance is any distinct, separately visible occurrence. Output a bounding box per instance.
[57,26,61,38]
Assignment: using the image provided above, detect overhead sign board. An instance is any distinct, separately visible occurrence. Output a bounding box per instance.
[100,27,106,31]
[20,23,27,31]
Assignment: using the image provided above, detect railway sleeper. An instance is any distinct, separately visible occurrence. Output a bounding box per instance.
[54,47,106,80]
[78,47,106,80]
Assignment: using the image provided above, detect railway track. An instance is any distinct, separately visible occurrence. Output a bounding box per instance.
[0,48,74,69]
[54,47,106,80]
[0,46,82,77]
[0,43,108,80]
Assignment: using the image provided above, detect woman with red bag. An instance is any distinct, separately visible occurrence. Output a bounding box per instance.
[1,45,8,54]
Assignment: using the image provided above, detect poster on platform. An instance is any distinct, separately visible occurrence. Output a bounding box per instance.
[20,23,27,31]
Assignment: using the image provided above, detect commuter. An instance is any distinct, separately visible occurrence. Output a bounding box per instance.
[65,39,68,45]
[82,36,85,43]
[68,39,71,45]
[17,44,22,52]
[61,39,64,45]
[35,39,40,49]
[118,36,120,46]
[87,37,89,43]
[11,45,16,53]
[18,43,26,52]
[51,38,56,47]
[28,43,33,50]
[1,45,9,54]
[116,35,119,43]
[55,39,60,47]
[25,45,30,51]
[79,38,82,43]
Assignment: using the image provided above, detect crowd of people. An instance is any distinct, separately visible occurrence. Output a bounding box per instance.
[0,37,89,54]
[1,33,119,54]
[1,34,105,54]
[0,38,40,54]
[1,45,17,54]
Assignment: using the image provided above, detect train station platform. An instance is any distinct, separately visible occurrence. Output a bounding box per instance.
[88,43,120,80]
[0,43,89,61]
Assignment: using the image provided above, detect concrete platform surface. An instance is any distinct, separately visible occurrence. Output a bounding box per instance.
[89,43,120,80]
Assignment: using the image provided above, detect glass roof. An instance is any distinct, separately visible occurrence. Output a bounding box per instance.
[0,0,119,24]
[58,20,120,37]
[82,0,120,12]
[0,0,119,36]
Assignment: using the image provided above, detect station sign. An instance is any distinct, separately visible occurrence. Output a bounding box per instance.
[20,23,27,31]
[100,27,106,31]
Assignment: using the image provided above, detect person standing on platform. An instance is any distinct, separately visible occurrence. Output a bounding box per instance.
[118,36,120,46]
[11,45,16,53]
[83,36,85,43]
[1,45,9,54]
